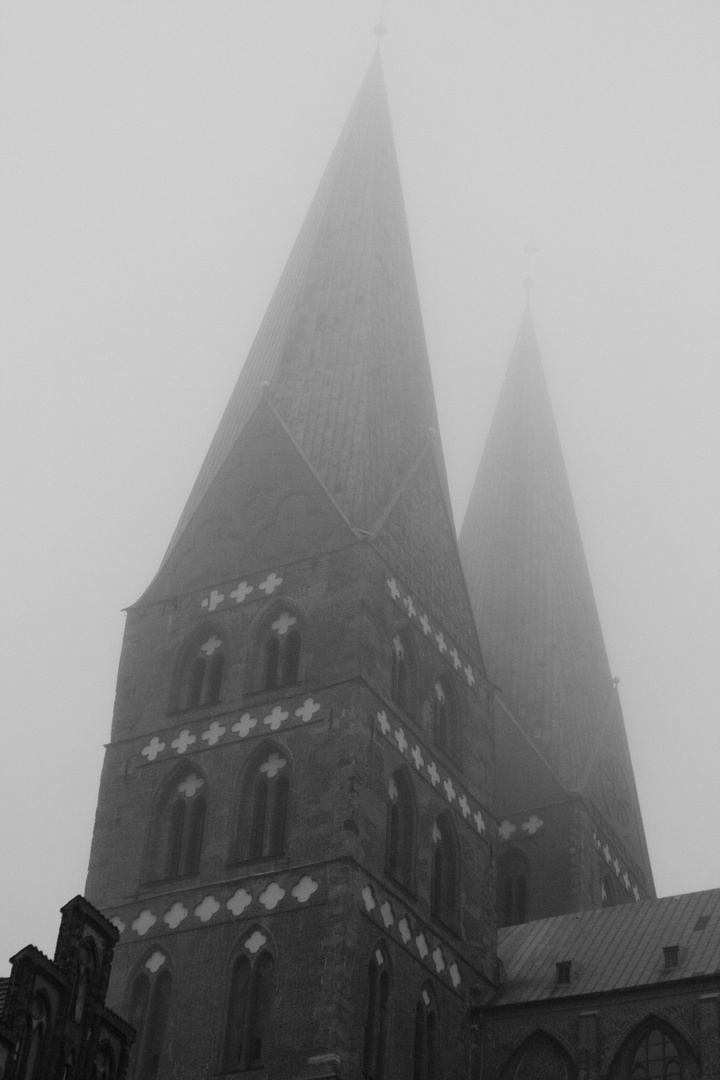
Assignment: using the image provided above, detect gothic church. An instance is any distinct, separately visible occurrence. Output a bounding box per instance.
[82,55,720,1080]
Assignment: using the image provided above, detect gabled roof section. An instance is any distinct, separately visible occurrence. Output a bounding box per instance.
[159,53,447,573]
[459,309,617,786]
[494,889,720,1004]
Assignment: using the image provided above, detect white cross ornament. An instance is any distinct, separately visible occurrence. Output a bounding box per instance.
[449,962,461,988]
[458,794,471,818]
[432,823,441,843]
[141,737,165,762]
[416,933,429,959]
[362,886,376,912]
[450,647,461,670]
[632,884,641,902]
[272,611,297,636]
[260,753,287,779]
[435,631,447,653]
[393,635,404,659]
[259,572,283,595]
[521,814,543,835]
[377,710,391,735]
[200,635,222,657]
[171,729,196,754]
[464,664,476,687]
[499,820,516,840]
[474,810,486,834]
[386,578,401,600]
[380,901,394,928]
[178,773,204,798]
[444,778,456,803]
[163,902,188,929]
[394,727,408,753]
[232,713,257,739]
[603,844,611,863]
[398,918,411,943]
[427,761,440,786]
[295,697,320,723]
[201,589,224,613]
[291,876,319,903]
[259,882,285,910]
[419,614,432,636]
[388,778,398,800]
[432,947,445,973]
[201,721,226,746]
[435,681,446,702]
[145,951,166,974]
[263,705,289,731]
[403,595,416,618]
[226,889,252,917]
[195,896,220,923]
[132,910,156,937]
[230,581,253,604]
[411,745,424,771]
[622,871,630,889]
[244,929,267,954]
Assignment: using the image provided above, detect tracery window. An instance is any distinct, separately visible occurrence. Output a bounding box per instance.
[433,673,459,758]
[147,767,206,881]
[431,811,459,931]
[20,994,50,1080]
[413,985,438,1080]
[498,849,528,926]
[223,951,275,1070]
[175,631,226,710]
[391,630,416,715]
[261,610,302,691]
[363,945,391,1079]
[630,1028,682,1080]
[233,746,290,863]
[386,767,416,893]
[128,968,172,1080]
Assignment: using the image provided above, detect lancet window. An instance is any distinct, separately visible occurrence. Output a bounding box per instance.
[363,945,391,1079]
[233,746,290,863]
[412,985,438,1080]
[391,629,416,715]
[175,630,226,711]
[127,968,172,1080]
[223,951,275,1070]
[147,767,206,881]
[431,811,459,931]
[386,767,416,893]
[259,610,302,691]
[19,994,50,1080]
[433,672,459,758]
[498,849,528,926]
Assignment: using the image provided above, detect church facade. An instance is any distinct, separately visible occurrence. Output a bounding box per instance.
[81,55,720,1080]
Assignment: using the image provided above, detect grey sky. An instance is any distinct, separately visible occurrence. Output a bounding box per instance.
[1,2,718,972]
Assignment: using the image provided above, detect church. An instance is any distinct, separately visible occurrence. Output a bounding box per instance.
[71,53,720,1079]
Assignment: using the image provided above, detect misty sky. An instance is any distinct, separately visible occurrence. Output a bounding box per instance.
[1,2,718,973]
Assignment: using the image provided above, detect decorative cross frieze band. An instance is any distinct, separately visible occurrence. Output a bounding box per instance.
[592,829,642,902]
[385,576,478,691]
[198,568,285,616]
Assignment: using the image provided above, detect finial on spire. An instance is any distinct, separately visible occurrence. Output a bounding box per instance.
[374,0,388,46]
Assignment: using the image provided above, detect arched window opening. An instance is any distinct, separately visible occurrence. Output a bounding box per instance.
[501,1032,575,1080]
[74,940,96,1023]
[20,995,49,1080]
[433,673,459,759]
[391,631,416,715]
[386,769,416,893]
[176,631,226,711]
[413,987,438,1080]
[602,874,617,908]
[234,748,290,863]
[498,849,529,927]
[148,769,206,882]
[431,812,459,931]
[261,612,302,691]
[223,951,275,1070]
[363,946,391,1079]
[129,969,172,1080]
[93,1044,113,1080]
[630,1028,682,1080]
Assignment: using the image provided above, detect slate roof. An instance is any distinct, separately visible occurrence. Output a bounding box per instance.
[160,53,447,567]
[494,889,720,1005]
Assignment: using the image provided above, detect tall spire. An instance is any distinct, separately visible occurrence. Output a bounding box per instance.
[459,311,653,882]
[161,55,446,566]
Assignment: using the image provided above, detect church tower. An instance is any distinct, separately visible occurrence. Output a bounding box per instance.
[459,308,655,926]
[85,56,496,1079]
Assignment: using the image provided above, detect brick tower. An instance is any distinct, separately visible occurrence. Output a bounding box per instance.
[85,56,496,1079]
[459,308,655,927]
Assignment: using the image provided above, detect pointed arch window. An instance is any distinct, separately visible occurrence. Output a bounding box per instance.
[386,768,416,893]
[259,610,302,691]
[223,951,275,1070]
[74,939,97,1023]
[233,747,290,863]
[391,630,416,715]
[147,768,206,881]
[20,994,50,1080]
[363,945,391,1079]
[413,986,438,1080]
[93,1044,113,1080]
[498,848,528,926]
[630,1028,682,1080]
[128,968,172,1080]
[602,873,617,908]
[433,673,459,758]
[431,811,459,931]
[175,631,226,711]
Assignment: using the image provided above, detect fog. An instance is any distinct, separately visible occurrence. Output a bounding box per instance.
[1,2,718,972]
